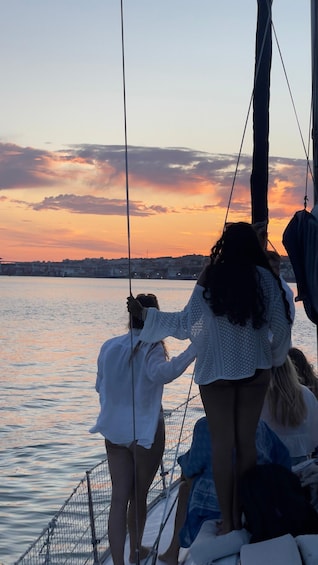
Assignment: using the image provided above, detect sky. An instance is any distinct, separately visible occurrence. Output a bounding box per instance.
[0,0,315,262]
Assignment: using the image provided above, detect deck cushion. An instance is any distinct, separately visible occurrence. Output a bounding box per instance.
[240,534,302,565]
[190,521,250,565]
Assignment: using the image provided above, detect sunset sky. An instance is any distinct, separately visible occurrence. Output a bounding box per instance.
[0,0,315,262]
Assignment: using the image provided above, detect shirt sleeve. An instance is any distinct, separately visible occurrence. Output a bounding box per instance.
[268,281,292,367]
[145,341,196,384]
[139,297,194,343]
[95,342,107,392]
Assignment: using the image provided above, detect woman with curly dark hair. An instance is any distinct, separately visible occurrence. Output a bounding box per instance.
[128,222,292,536]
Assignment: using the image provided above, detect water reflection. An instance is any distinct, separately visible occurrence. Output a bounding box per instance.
[0,276,316,563]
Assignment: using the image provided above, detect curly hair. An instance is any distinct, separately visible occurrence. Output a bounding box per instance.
[203,222,282,329]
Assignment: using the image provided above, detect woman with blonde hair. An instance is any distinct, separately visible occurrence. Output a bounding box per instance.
[289,347,318,400]
[261,355,318,465]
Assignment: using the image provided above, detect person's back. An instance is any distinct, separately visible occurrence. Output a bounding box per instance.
[92,330,166,447]
[90,293,196,565]
[91,300,196,448]
[128,222,292,536]
[261,355,318,464]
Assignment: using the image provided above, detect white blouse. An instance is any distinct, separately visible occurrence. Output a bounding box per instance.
[139,267,291,385]
[90,329,196,448]
[261,385,318,458]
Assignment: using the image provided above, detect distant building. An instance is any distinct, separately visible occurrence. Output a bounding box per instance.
[0,254,295,281]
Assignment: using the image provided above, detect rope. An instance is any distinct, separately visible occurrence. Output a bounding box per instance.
[119,2,195,561]
[271,20,314,207]
[120,0,132,293]
[119,2,141,563]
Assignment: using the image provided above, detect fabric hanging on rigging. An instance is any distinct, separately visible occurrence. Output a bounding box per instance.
[282,206,318,325]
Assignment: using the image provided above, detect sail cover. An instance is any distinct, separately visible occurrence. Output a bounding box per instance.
[282,207,318,325]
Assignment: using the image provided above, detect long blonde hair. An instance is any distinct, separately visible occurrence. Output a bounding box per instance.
[266,355,307,427]
[289,347,318,400]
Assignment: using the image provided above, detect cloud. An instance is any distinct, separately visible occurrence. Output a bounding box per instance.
[0,143,59,189]
[0,141,314,214]
[12,194,172,216]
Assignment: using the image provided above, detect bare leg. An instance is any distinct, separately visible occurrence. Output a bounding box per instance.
[158,479,191,565]
[106,441,135,565]
[233,369,271,529]
[200,381,236,535]
[128,417,165,563]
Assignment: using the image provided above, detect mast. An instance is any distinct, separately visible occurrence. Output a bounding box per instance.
[250,0,272,238]
[312,0,318,204]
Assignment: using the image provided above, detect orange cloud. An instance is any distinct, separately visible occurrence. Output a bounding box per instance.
[0,141,314,262]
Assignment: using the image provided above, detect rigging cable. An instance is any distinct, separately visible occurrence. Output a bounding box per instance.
[226,4,315,223]
[119,1,195,561]
[119,2,141,563]
[120,0,132,293]
[271,20,314,206]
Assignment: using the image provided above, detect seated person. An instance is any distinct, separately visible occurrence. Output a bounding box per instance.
[261,355,318,465]
[159,416,291,565]
[289,346,318,400]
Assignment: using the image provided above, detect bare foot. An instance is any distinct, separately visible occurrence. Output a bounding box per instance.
[158,549,179,565]
[129,546,151,563]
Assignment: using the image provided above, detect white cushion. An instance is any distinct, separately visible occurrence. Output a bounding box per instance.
[240,534,302,565]
[190,521,250,565]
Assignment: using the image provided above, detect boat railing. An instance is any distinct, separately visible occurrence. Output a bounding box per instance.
[15,393,203,565]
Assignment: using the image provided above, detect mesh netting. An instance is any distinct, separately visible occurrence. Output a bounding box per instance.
[16,394,203,565]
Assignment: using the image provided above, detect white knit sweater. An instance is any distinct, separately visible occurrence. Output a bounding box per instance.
[139,267,291,385]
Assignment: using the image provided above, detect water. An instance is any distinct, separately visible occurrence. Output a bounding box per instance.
[0,276,316,564]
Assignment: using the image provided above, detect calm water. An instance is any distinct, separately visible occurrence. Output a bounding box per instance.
[0,276,317,564]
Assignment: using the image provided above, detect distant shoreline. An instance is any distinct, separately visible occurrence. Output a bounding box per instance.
[0,254,295,282]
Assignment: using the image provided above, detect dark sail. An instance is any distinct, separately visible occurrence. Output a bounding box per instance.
[251,0,272,230]
[312,0,318,203]
[283,209,318,325]
[283,1,318,330]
